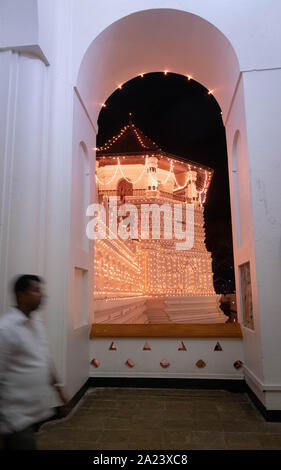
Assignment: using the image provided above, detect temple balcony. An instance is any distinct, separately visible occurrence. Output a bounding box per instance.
[98,188,188,203]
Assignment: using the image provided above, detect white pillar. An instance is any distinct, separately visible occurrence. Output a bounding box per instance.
[147,156,158,191]
[0,0,94,401]
[226,68,281,410]
[226,73,264,405]
[242,68,281,410]
[0,50,48,311]
[184,170,197,203]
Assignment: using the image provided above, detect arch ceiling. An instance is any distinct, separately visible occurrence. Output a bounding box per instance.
[77,9,240,126]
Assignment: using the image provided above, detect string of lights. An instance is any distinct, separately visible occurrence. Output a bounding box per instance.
[198,170,210,204]
[119,156,148,183]
[94,189,217,302]
[96,156,149,186]
[97,125,129,152]
[96,156,211,199]
[92,80,224,314]
[149,160,174,186]
[98,72,217,114]
[95,162,120,186]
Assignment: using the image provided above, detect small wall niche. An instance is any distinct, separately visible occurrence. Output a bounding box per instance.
[239,261,254,330]
[73,267,88,329]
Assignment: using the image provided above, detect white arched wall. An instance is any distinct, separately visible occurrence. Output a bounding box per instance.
[232,131,242,249]
[72,0,281,96]
[67,89,96,395]
[76,6,279,410]
[77,8,239,126]
[73,9,247,393]
[225,77,264,395]
[1,0,281,410]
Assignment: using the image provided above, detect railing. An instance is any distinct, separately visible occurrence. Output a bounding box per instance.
[159,190,186,202]
[99,189,186,202]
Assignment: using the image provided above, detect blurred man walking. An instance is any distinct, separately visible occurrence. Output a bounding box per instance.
[0,275,68,450]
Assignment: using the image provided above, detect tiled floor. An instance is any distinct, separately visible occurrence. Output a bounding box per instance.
[37,387,281,450]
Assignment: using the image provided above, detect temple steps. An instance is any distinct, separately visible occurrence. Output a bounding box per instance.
[145,299,171,323]
[164,295,227,323]
[94,297,227,324]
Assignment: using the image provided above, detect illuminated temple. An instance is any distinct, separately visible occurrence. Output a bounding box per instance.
[94,119,227,324]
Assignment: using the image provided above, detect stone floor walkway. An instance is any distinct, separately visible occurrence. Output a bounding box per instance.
[37,387,281,450]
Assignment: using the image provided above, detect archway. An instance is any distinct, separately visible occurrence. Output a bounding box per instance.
[117,178,133,203]
[94,71,235,323]
[72,8,242,324]
[69,7,249,394]
[76,9,240,124]
[2,0,278,420]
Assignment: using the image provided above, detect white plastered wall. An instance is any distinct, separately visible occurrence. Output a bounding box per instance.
[1,0,281,408]
[0,0,75,391]
[74,7,245,386]
[242,69,281,409]
[225,76,264,403]
[66,89,96,398]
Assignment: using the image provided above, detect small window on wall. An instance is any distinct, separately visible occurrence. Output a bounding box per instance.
[239,261,254,329]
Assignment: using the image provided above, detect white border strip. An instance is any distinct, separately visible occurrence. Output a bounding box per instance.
[74,86,98,135]
[243,364,281,391]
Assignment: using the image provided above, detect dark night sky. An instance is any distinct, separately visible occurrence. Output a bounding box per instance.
[97,72,235,293]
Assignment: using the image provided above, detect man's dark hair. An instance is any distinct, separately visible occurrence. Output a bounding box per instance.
[13,274,42,295]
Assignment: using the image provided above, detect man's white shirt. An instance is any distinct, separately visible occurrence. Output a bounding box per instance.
[0,308,53,434]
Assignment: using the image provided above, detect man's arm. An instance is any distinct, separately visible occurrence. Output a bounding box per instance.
[38,317,70,410]
[48,360,69,408]
[0,325,13,437]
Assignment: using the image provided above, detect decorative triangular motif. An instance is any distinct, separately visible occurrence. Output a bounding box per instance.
[143,342,151,350]
[214,342,223,351]
[109,342,117,350]
[178,341,187,351]
[125,359,135,368]
[91,358,100,368]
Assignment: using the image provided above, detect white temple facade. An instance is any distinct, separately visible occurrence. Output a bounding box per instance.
[94,121,226,323]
